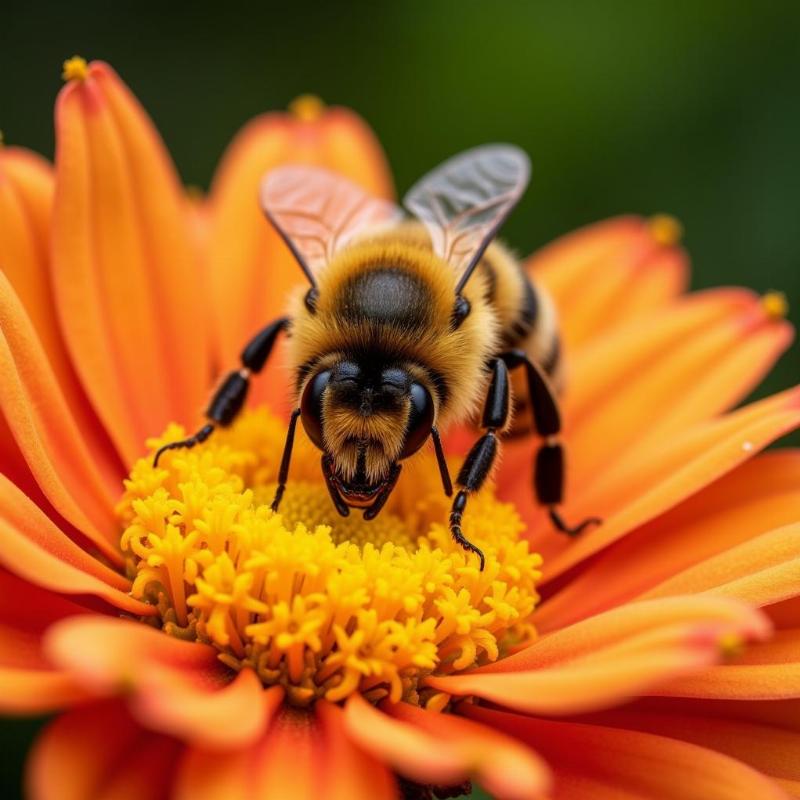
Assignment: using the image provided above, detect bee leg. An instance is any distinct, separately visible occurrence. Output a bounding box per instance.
[321,455,350,517]
[449,358,510,571]
[500,349,601,537]
[431,427,453,497]
[270,408,301,512]
[153,317,290,466]
[363,463,402,521]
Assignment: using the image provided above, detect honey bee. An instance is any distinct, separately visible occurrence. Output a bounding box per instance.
[155,145,600,568]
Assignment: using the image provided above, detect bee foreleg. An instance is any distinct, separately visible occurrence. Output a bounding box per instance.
[321,455,350,517]
[501,349,601,537]
[449,358,510,571]
[270,408,301,512]
[431,427,453,497]
[153,317,290,466]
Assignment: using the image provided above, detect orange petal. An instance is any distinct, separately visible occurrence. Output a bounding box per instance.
[173,696,329,800]
[536,451,800,632]
[579,700,800,791]
[656,627,800,701]
[315,701,398,800]
[530,387,800,582]
[344,693,469,786]
[53,61,209,462]
[428,596,769,715]
[528,215,688,350]
[0,272,124,557]
[27,699,181,800]
[0,147,122,474]
[0,475,150,614]
[206,102,393,411]
[344,693,551,797]
[563,290,792,485]
[642,522,800,607]
[45,615,268,747]
[464,705,788,800]
[385,701,553,800]
[0,571,89,714]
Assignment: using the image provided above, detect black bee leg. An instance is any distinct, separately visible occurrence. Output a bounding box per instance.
[501,349,601,536]
[431,427,453,497]
[363,463,402,521]
[270,408,301,512]
[153,317,290,466]
[321,455,350,517]
[449,358,510,571]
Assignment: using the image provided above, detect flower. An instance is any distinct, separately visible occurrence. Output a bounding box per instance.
[1,57,799,799]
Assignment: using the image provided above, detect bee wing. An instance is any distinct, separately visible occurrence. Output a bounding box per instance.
[260,166,403,286]
[403,145,531,294]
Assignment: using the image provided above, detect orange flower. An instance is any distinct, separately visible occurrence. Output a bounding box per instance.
[1,58,799,799]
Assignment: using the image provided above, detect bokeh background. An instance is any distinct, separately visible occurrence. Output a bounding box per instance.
[1,1,798,797]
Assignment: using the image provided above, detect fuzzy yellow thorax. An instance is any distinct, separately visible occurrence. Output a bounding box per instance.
[119,408,541,708]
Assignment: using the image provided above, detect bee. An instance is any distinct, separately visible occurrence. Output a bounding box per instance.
[155,145,600,569]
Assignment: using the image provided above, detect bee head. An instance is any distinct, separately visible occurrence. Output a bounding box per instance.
[299,359,434,506]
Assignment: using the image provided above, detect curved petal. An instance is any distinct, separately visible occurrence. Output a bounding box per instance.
[315,701,397,800]
[536,452,800,632]
[528,215,688,349]
[0,571,89,714]
[0,147,121,478]
[173,694,331,800]
[344,693,469,786]
[344,693,551,798]
[206,101,393,411]
[26,699,181,800]
[464,705,789,800]
[53,61,209,462]
[528,387,800,581]
[563,291,792,485]
[386,701,553,800]
[428,596,769,715]
[642,523,800,607]
[579,700,800,791]
[656,627,800,701]
[0,475,150,614]
[45,616,268,748]
[0,272,122,557]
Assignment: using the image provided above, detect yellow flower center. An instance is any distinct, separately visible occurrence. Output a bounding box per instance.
[62,56,89,82]
[118,408,541,708]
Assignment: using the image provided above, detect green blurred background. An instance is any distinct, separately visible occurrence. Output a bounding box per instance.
[1,1,798,797]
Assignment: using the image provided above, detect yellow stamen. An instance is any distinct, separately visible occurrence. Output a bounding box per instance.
[761,290,789,321]
[648,213,683,247]
[0,130,4,148]
[119,408,541,707]
[289,94,326,122]
[62,56,89,82]
[719,631,744,660]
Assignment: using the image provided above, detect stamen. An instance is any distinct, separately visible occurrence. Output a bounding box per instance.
[62,56,89,82]
[289,94,326,122]
[120,408,541,707]
[761,290,789,321]
[648,213,683,247]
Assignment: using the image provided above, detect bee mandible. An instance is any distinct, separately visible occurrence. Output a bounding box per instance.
[155,145,601,569]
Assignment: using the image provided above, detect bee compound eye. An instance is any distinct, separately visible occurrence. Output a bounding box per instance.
[300,370,332,450]
[400,383,434,459]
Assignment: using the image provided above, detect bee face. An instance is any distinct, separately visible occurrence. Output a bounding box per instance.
[300,359,434,507]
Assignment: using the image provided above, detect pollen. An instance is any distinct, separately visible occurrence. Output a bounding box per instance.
[761,290,789,321]
[62,56,89,82]
[289,94,326,122]
[648,213,683,247]
[119,408,541,708]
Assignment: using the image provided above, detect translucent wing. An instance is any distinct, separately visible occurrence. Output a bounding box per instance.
[404,145,531,294]
[260,166,403,286]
